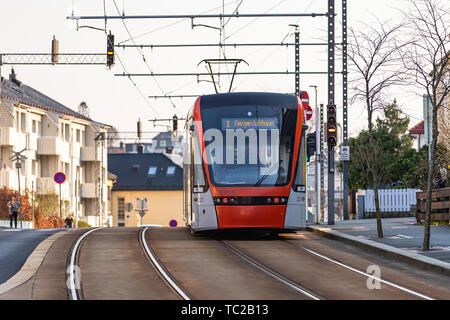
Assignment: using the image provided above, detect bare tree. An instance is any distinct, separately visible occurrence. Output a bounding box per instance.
[400,0,450,250]
[346,19,408,238]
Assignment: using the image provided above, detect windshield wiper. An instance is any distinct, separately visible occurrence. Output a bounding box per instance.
[254,161,279,187]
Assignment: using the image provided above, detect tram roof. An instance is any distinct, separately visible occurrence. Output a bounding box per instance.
[199,92,300,109]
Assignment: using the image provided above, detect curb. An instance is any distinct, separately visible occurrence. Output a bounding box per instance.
[306,226,450,276]
[0,231,64,295]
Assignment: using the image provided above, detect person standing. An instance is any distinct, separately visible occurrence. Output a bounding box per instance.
[7,196,20,229]
[65,214,74,228]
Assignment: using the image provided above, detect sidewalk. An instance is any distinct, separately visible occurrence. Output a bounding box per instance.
[307,217,450,274]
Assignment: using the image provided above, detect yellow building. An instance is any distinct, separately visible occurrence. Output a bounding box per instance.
[108,153,183,227]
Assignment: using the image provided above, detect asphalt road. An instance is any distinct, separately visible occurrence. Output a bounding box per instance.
[0,229,61,284]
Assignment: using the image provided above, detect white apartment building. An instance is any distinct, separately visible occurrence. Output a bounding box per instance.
[0,69,110,227]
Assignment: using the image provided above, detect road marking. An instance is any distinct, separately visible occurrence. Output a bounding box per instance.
[286,241,434,300]
[396,234,413,239]
[68,228,102,300]
[141,227,191,300]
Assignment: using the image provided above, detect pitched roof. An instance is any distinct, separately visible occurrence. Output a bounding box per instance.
[409,120,424,135]
[108,153,183,191]
[153,131,173,140]
[1,69,109,127]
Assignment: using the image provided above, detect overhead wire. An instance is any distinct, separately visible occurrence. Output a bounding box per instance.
[112,0,182,114]
[224,0,288,41]
[102,0,161,117]
[117,0,240,45]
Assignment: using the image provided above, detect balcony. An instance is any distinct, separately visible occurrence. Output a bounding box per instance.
[0,170,24,190]
[36,177,58,195]
[81,183,97,198]
[27,133,38,151]
[36,177,70,200]
[37,137,70,161]
[0,127,16,146]
[81,146,101,162]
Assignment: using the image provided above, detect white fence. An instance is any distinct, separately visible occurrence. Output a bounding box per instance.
[0,219,34,229]
[364,188,421,213]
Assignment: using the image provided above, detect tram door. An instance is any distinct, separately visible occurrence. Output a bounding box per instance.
[183,121,193,225]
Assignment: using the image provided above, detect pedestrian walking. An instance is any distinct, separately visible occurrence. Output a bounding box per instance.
[65,214,74,228]
[7,196,20,229]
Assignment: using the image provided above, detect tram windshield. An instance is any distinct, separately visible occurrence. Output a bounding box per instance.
[200,105,298,187]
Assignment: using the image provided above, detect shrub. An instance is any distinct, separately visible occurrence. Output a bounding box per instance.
[77,220,91,228]
[0,187,61,228]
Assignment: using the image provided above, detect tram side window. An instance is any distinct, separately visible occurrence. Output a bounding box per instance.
[193,134,206,191]
[294,133,306,189]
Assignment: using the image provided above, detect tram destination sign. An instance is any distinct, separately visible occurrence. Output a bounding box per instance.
[222,118,278,130]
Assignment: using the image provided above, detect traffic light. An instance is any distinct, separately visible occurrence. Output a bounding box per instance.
[172,115,178,136]
[306,132,316,162]
[327,104,337,147]
[107,32,115,68]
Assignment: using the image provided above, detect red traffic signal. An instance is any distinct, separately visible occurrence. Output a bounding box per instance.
[327,104,337,147]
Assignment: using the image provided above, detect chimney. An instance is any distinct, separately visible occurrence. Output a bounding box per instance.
[9,68,22,87]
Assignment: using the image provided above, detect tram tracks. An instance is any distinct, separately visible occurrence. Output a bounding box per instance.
[67,228,103,300]
[67,227,438,300]
[218,235,435,300]
[219,239,323,300]
[140,227,192,300]
[282,239,435,300]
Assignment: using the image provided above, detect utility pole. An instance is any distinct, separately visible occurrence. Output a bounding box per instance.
[292,24,300,96]
[32,181,35,228]
[75,169,79,229]
[342,0,349,220]
[309,85,320,224]
[327,0,336,225]
[320,104,325,222]
[10,149,27,229]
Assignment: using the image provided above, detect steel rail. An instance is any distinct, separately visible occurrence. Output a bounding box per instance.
[219,239,323,300]
[140,227,192,300]
[67,228,103,300]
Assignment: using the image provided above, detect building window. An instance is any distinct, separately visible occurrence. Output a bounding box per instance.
[160,140,166,147]
[32,120,37,133]
[135,197,148,210]
[167,166,176,175]
[65,124,70,142]
[148,166,157,175]
[20,113,26,133]
[118,198,125,227]
[16,111,19,131]
[76,129,81,143]
[32,160,36,176]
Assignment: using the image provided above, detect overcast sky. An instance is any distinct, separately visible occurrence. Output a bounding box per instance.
[0,0,426,135]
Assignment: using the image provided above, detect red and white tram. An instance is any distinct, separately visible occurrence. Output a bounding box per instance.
[183,92,309,233]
